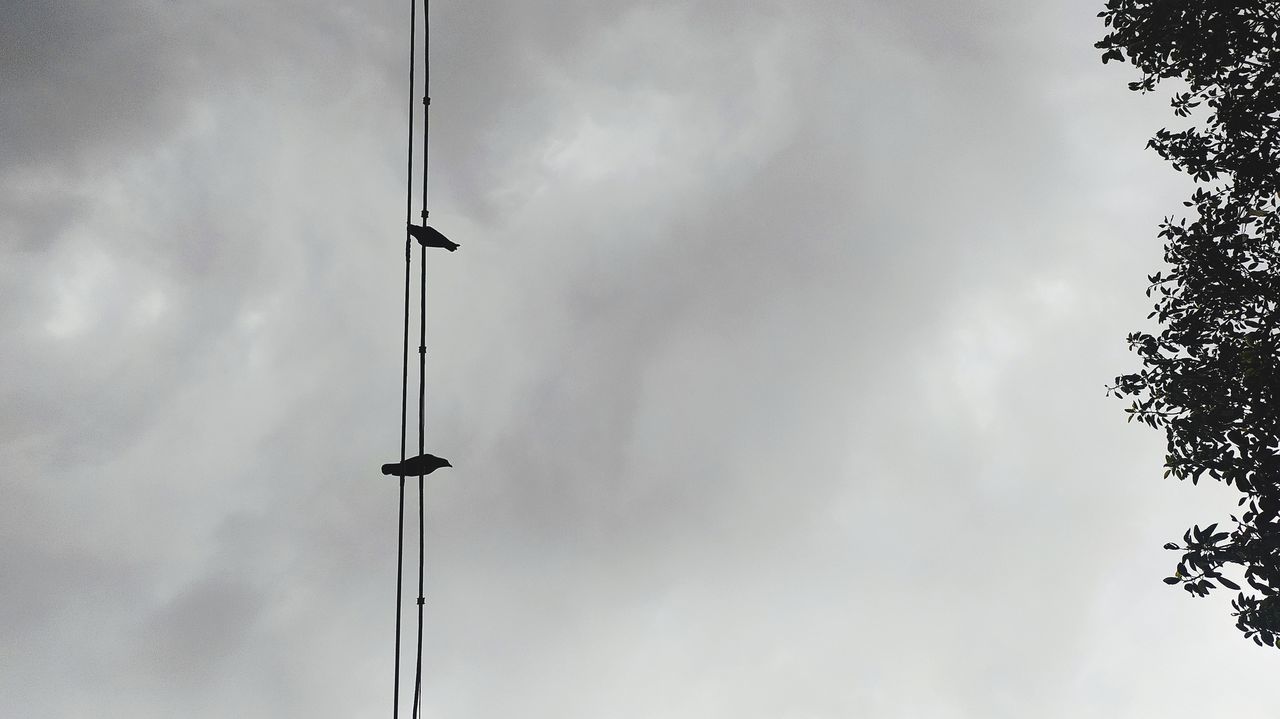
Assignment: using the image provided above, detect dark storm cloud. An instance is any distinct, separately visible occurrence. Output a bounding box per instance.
[6,0,1280,717]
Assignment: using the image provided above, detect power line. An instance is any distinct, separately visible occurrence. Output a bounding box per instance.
[411,0,431,714]
[387,0,456,714]
[392,0,417,713]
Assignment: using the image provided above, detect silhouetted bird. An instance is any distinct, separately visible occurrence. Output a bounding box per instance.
[382,453,452,477]
[408,224,459,252]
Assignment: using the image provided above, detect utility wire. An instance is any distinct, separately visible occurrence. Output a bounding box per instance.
[411,0,431,716]
[411,232,426,719]
[394,0,417,716]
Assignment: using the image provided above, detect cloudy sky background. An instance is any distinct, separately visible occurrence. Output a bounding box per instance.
[5,0,1280,716]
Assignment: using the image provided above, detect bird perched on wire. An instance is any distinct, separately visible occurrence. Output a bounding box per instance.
[408,224,459,252]
[382,453,452,477]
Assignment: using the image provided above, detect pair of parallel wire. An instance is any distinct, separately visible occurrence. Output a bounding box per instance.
[396,0,431,717]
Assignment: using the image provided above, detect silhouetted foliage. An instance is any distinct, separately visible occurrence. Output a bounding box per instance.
[1099,1,1280,647]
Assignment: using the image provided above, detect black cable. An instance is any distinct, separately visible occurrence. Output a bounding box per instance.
[410,242,426,719]
[394,0,417,716]
[411,0,431,714]
[421,0,430,227]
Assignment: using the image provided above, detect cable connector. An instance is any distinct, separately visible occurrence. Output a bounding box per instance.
[418,346,427,355]
[417,597,425,606]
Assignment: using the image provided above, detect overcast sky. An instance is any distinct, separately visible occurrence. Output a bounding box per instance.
[5,0,1280,716]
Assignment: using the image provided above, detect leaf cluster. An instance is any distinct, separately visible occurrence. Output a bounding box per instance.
[1099,0,1280,646]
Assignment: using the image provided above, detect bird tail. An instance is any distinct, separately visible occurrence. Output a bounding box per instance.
[381,463,396,476]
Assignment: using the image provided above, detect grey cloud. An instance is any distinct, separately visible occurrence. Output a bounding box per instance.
[5,0,1280,717]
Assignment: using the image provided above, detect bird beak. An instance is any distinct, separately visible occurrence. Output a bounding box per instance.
[444,460,453,467]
